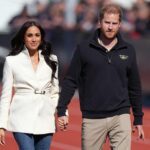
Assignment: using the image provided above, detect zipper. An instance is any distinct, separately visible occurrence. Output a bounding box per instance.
[106,50,112,64]
[108,57,111,64]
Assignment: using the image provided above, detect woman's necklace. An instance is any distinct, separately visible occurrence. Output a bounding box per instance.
[30,54,39,71]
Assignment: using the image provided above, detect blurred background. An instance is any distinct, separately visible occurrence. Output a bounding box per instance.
[0,0,150,149]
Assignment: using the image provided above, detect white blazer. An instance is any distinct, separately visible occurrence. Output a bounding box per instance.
[0,48,59,134]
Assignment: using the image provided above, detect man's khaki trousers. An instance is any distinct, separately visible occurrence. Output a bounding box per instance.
[82,114,131,150]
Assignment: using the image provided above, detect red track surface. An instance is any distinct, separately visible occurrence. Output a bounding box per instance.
[1,98,150,150]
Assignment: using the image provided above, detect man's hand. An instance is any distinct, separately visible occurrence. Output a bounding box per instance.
[132,125,145,140]
[0,128,5,145]
[58,116,69,131]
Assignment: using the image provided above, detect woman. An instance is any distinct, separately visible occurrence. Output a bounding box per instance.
[0,20,59,150]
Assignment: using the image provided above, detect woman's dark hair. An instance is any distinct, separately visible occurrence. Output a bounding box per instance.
[9,20,57,80]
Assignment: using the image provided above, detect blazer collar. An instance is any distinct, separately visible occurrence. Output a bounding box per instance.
[22,46,44,60]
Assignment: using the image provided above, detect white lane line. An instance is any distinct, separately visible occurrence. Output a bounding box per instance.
[52,141,81,150]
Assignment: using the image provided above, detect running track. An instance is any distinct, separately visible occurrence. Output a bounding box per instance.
[1,98,150,150]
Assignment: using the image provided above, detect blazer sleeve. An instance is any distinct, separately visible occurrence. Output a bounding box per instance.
[0,58,13,129]
[50,55,60,111]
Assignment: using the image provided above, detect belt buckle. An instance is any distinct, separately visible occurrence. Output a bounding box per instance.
[34,89,45,94]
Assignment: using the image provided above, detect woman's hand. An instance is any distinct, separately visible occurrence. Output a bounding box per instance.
[0,128,6,145]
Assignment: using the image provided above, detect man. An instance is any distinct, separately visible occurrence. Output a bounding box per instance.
[57,4,144,150]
